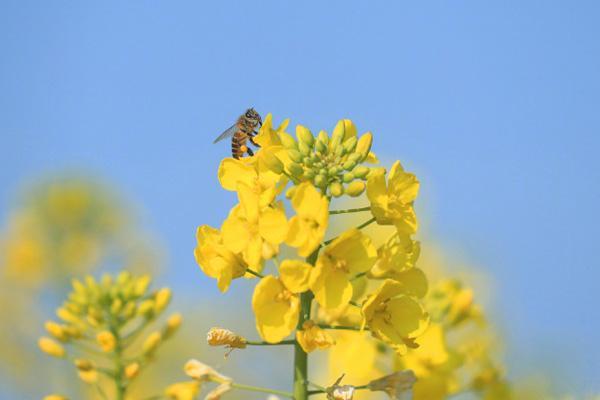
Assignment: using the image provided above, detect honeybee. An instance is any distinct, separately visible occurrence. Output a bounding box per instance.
[213,108,262,159]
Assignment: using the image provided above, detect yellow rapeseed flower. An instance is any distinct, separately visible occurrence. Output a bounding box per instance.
[401,324,449,376]
[125,362,140,379]
[194,225,247,292]
[296,320,335,353]
[366,161,419,234]
[218,156,286,204]
[362,279,429,350]
[221,183,288,269]
[96,330,116,352]
[370,232,420,278]
[285,182,329,257]
[165,381,201,400]
[309,229,377,309]
[252,274,302,343]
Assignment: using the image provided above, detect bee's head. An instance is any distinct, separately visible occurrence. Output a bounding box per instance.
[245,108,262,126]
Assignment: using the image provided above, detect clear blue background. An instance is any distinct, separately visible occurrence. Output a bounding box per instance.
[1,1,599,397]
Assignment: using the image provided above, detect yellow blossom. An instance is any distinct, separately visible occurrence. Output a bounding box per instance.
[218,156,286,203]
[221,183,288,269]
[310,229,377,309]
[296,320,335,353]
[165,381,201,400]
[368,370,416,399]
[194,225,247,292]
[252,274,302,343]
[143,331,162,355]
[125,362,140,379]
[362,279,429,350]
[38,337,65,358]
[206,327,247,349]
[96,330,116,352]
[44,321,67,341]
[154,287,172,313]
[402,324,449,376]
[43,396,68,400]
[77,368,98,383]
[165,313,183,338]
[286,182,329,257]
[366,161,419,234]
[370,233,420,278]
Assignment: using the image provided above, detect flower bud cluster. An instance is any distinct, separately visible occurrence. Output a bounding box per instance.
[267,120,375,198]
[39,271,182,395]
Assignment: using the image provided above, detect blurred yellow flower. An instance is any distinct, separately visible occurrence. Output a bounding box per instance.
[286,182,329,257]
[366,161,419,234]
[184,359,231,383]
[221,183,288,269]
[362,279,428,350]
[96,330,116,352]
[143,331,162,355]
[402,324,449,376]
[194,225,247,292]
[370,233,420,278]
[125,362,140,379]
[310,229,377,309]
[328,331,380,383]
[165,381,201,400]
[43,395,68,400]
[38,337,65,358]
[296,320,335,353]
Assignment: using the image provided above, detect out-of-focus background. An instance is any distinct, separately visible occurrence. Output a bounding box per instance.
[1,1,599,399]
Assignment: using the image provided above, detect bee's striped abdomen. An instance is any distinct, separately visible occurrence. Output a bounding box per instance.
[232,130,249,159]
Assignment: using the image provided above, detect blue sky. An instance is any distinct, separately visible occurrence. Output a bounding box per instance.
[1,0,599,396]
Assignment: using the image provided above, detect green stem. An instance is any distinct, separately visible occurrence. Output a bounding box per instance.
[246,339,295,346]
[110,325,125,400]
[231,382,294,398]
[317,324,362,331]
[294,249,319,400]
[246,268,265,278]
[329,206,371,215]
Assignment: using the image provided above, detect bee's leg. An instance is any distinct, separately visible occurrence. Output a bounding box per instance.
[250,134,261,148]
[246,147,255,157]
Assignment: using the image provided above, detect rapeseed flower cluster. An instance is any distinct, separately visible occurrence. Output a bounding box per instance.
[39,271,182,400]
[193,114,429,399]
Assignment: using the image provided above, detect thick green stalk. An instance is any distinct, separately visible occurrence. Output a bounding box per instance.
[294,250,318,400]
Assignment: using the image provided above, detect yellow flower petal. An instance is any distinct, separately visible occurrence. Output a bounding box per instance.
[310,263,353,309]
[279,260,312,293]
[218,158,256,191]
[252,276,299,343]
[258,207,288,245]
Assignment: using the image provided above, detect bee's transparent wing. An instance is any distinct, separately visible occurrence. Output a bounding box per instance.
[213,124,237,144]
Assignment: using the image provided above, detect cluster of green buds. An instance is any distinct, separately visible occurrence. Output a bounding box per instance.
[268,119,375,198]
[39,271,182,399]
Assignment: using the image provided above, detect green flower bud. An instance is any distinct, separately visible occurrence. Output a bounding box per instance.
[122,301,136,319]
[348,152,362,163]
[342,172,354,183]
[304,169,316,179]
[315,140,327,153]
[331,120,346,144]
[345,181,366,197]
[343,136,358,153]
[110,298,123,314]
[298,141,311,156]
[330,181,343,197]
[280,132,298,150]
[356,132,373,161]
[288,149,303,163]
[137,299,155,317]
[317,130,329,144]
[327,166,338,176]
[296,125,314,147]
[343,159,357,171]
[353,165,370,179]
[262,151,284,174]
[288,162,304,178]
[314,174,327,188]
